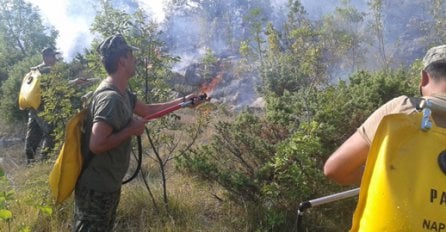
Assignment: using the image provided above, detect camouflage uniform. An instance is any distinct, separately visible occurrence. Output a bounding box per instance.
[24,63,54,163]
[24,110,54,161]
[73,185,121,232]
[73,83,137,232]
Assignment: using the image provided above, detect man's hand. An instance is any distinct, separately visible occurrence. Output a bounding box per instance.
[128,117,148,136]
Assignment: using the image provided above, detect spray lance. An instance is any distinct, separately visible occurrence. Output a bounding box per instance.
[144,93,208,121]
[123,93,208,184]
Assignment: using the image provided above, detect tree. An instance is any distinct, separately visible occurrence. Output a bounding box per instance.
[0,0,58,123]
[163,0,274,55]
[426,0,446,46]
[368,0,389,71]
[259,0,326,97]
[320,0,367,78]
[0,0,57,83]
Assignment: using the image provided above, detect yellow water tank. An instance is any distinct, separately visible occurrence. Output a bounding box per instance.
[351,113,446,231]
[18,69,41,110]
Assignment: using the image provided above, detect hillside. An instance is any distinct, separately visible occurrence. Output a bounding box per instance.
[0,112,255,232]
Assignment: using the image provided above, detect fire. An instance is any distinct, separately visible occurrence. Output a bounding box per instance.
[200,73,223,96]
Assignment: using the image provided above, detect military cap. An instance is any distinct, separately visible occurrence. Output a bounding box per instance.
[41,47,60,57]
[423,45,446,69]
[97,34,138,59]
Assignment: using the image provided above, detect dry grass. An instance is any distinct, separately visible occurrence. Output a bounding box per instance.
[116,173,246,232]
[0,153,247,232]
[0,110,250,232]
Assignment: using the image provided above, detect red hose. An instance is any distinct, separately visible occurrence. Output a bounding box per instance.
[143,94,207,121]
[144,104,182,121]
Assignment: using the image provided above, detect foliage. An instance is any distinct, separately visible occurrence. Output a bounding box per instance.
[90,1,133,37]
[320,0,367,76]
[164,0,274,54]
[0,162,58,231]
[0,0,57,83]
[39,63,91,156]
[178,65,420,230]
[0,0,58,124]
[260,3,326,97]
[0,56,40,123]
[0,190,14,231]
[178,112,300,230]
[0,172,14,226]
[0,0,439,231]
[313,68,419,150]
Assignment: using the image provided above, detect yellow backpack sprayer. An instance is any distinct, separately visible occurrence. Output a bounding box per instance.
[297,99,446,231]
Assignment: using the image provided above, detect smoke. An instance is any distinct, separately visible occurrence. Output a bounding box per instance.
[25,0,166,61]
[300,0,368,19]
[136,0,166,23]
[24,0,439,108]
[28,0,353,62]
[24,0,94,61]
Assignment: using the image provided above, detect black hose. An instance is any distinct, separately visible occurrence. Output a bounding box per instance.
[295,201,312,232]
[122,135,142,184]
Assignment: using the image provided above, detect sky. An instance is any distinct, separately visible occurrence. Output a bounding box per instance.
[25,0,166,61]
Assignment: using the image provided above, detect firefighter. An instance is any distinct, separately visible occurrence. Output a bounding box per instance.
[324,45,446,185]
[73,34,205,231]
[24,47,59,164]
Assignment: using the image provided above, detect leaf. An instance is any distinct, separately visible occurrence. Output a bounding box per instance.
[38,206,53,216]
[0,209,12,220]
[19,226,31,232]
[5,190,15,200]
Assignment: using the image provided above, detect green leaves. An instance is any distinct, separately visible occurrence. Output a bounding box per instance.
[0,190,15,222]
[37,206,53,216]
[39,64,87,155]
[0,209,12,221]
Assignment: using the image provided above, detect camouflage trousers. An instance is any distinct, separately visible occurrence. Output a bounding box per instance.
[73,185,121,232]
[24,110,54,163]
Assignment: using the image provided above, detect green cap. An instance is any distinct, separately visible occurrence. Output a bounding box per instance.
[423,45,446,69]
[41,47,60,57]
[97,34,138,59]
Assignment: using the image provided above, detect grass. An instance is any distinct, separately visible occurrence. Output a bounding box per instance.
[0,107,359,232]
[0,160,247,231]
[0,112,250,232]
[0,156,249,231]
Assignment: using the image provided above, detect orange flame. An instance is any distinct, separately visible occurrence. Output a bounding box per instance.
[200,73,223,96]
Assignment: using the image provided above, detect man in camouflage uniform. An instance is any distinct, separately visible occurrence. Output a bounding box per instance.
[73,34,205,231]
[24,47,59,164]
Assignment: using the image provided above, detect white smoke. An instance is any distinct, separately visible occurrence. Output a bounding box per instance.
[25,0,167,61]
[135,0,166,23]
[27,0,354,62]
